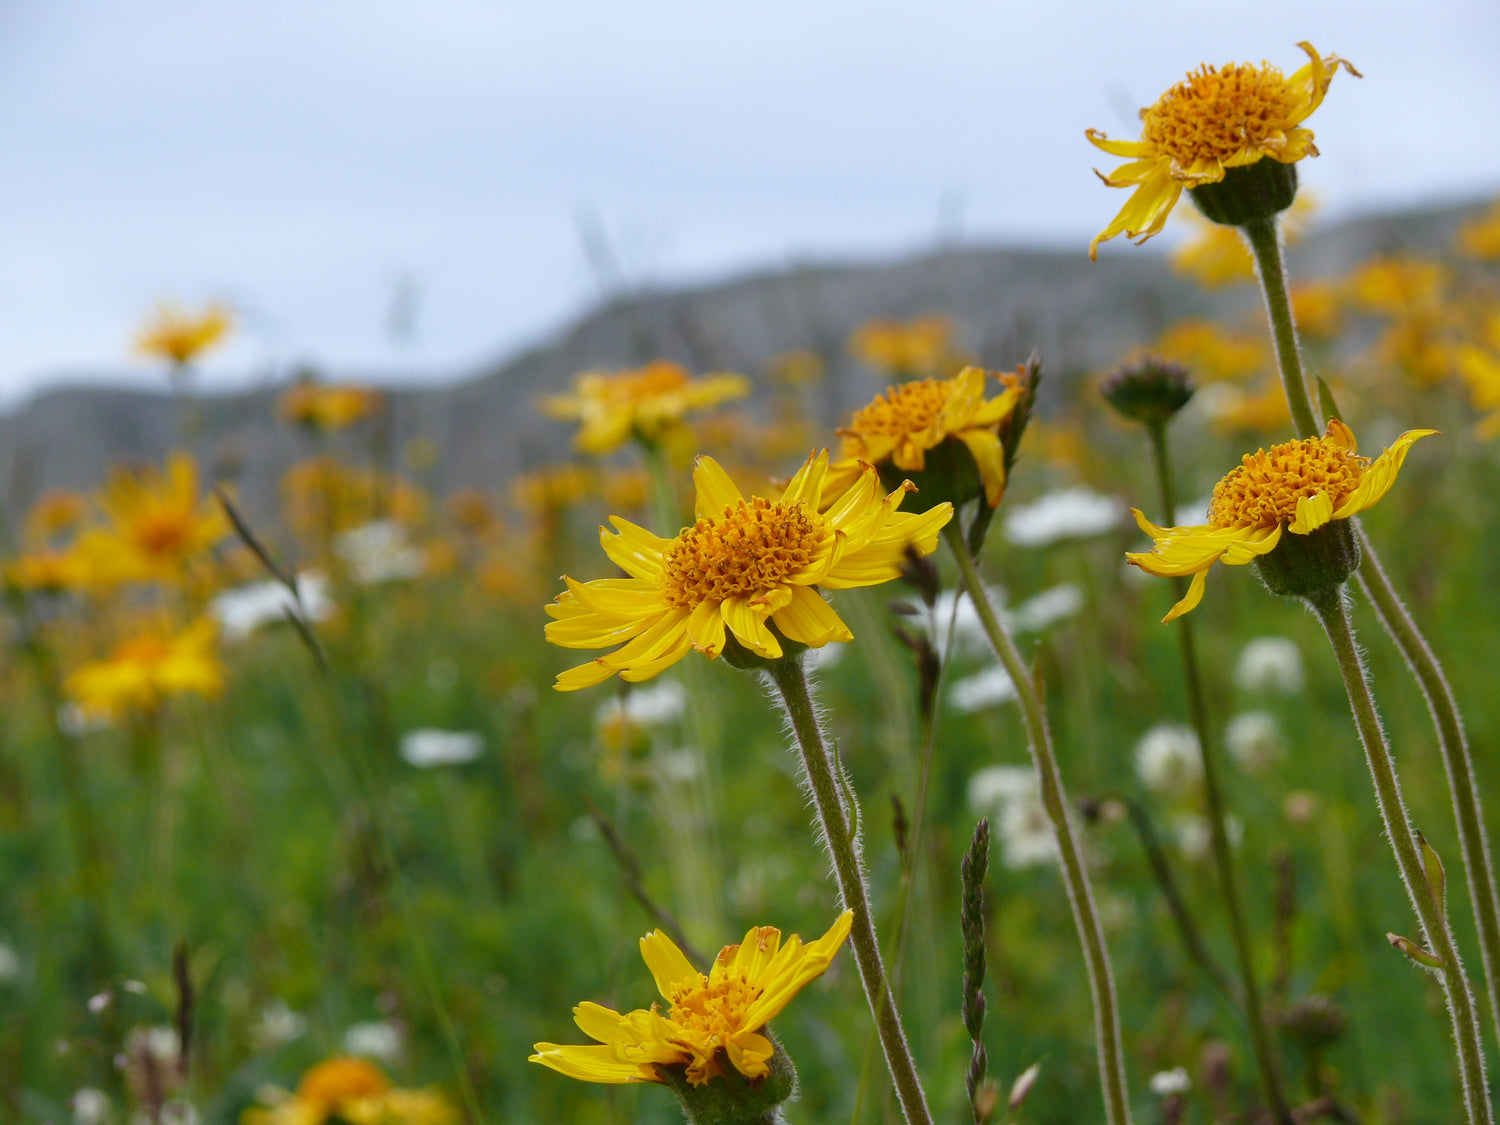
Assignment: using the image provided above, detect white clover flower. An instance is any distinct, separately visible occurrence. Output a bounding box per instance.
[72,1088,110,1125]
[343,1019,403,1063]
[251,999,307,1050]
[1149,1067,1191,1096]
[211,571,331,642]
[1235,636,1305,694]
[0,940,18,983]
[333,521,425,585]
[967,765,1037,813]
[1134,723,1202,794]
[1008,583,1084,633]
[399,729,484,768]
[1224,711,1284,772]
[949,665,1017,713]
[1003,487,1124,547]
[998,792,1059,869]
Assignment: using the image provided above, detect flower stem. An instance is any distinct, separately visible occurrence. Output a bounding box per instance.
[1307,587,1492,1125]
[1242,217,1318,438]
[1146,423,1293,1123]
[766,656,935,1125]
[1355,526,1500,1046]
[942,523,1133,1125]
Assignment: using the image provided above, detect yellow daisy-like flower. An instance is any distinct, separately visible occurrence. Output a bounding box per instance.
[542,361,751,455]
[1128,419,1433,621]
[80,453,229,586]
[279,383,383,431]
[531,911,853,1086]
[830,365,1024,508]
[240,1056,458,1125]
[65,619,225,721]
[135,300,233,366]
[1087,42,1356,259]
[1457,197,1500,260]
[545,451,953,690]
[1169,194,1317,287]
[847,316,956,379]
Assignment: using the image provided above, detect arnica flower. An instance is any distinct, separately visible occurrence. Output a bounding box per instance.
[545,451,952,690]
[1458,197,1500,260]
[829,365,1025,508]
[1087,42,1356,259]
[847,316,956,379]
[542,361,751,455]
[79,453,228,586]
[279,382,383,431]
[65,619,224,721]
[240,1055,457,1125]
[135,300,233,366]
[1127,419,1433,621]
[531,911,852,1087]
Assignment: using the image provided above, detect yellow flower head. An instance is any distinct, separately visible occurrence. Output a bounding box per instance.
[279,383,383,431]
[80,454,228,586]
[1127,419,1433,621]
[135,301,233,366]
[531,911,852,1086]
[830,366,1024,508]
[240,1056,458,1125]
[1088,42,1356,259]
[5,547,96,594]
[1458,197,1500,260]
[545,451,953,690]
[66,619,224,721]
[542,361,751,455]
[848,316,956,379]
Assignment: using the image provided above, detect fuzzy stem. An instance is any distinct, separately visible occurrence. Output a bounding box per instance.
[1355,525,1500,1048]
[943,523,1133,1125]
[1243,217,1318,438]
[766,656,935,1125]
[1147,422,1293,1123]
[1308,587,1492,1124]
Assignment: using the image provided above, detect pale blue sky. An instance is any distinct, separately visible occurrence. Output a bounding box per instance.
[1,0,1496,404]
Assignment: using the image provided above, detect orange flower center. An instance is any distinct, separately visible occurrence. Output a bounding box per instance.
[296,1057,390,1108]
[604,362,690,405]
[666,969,762,1040]
[114,635,173,665]
[132,512,194,556]
[1208,434,1368,528]
[662,498,823,607]
[844,378,953,439]
[1142,61,1301,167]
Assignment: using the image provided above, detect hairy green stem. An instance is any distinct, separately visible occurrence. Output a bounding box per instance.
[1308,587,1492,1124]
[1147,423,1293,1123]
[1243,218,1318,438]
[767,656,935,1125]
[943,523,1133,1125]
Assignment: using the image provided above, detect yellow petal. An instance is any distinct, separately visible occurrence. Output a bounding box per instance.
[640,930,699,1000]
[1162,570,1209,623]
[686,599,726,657]
[721,595,782,658]
[693,456,743,520]
[954,428,1007,507]
[772,586,853,647]
[530,1044,657,1084]
[1289,492,1334,535]
[1086,129,1151,158]
[1331,429,1437,519]
[553,659,620,692]
[1219,523,1283,564]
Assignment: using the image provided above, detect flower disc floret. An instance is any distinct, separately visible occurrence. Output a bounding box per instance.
[1127,420,1433,621]
[1087,42,1356,259]
[545,451,953,690]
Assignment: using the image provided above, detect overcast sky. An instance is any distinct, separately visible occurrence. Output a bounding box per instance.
[1,1,1496,406]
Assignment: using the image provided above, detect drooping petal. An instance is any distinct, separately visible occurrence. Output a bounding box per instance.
[954,427,1007,507]
[529,1044,658,1084]
[1086,129,1152,158]
[1219,523,1283,564]
[553,659,622,692]
[1331,429,1437,519]
[1162,570,1210,623]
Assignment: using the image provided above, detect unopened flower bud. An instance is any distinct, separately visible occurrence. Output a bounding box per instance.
[1100,356,1196,426]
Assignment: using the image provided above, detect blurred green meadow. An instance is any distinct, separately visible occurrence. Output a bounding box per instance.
[4,199,1500,1125]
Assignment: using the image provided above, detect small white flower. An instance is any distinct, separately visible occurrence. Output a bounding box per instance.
[594,679,687,733]
[1003,487,1124,547]
[343,1019,403,1063]
[211,572,332,641]
[0,941,19,983]
[655,747,703,783]
[333,521,425,585]
[399,729,483,768]
[251,1000,307,1050]
[1149,1066,1191,1096]
[72,1087,110,1125]
[1008,583,1084,633]
[1235,636,1305,694]
[967,766,1037,812]
[1173,813,1241,860]
[1134,724,1202,794]
[998,794,1059,869]
[949,666,1017,712]
[1224,711,1284,772]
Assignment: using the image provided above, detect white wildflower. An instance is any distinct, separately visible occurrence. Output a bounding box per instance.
[1224,711,1284,772]
[251,1000,307,1050]
[399,729,484,768]
[72,1088,110,1125]
[0,941,18,983]
[343,1019,402,1063]
[968,765,1037,812]
[1149,1067,1191,1096]
[1008,583,1084,633]
[333,521,425,584]
[211,572,331,642]
[1003,487,1124,547]
[1235,636,1305,694]
[949,665,1017,712]
[1134,723,1202,794]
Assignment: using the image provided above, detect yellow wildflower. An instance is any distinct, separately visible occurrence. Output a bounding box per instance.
[279,383,383,431]
[5,547,95,594]
[1088,42,1356,259]
[1152,320,1267,383]
[23,491,88,544]
[1457,198,1500,260]
[545,451,952,690]
[1127,419,1433,621]
[1456,313,1500,439]
[82,454,228,585]
[847,316,956,379]
[532,911,852,1086]
[1170,194,1318,287]
[542,361,751,455]
[66,619,224,721]
[240,1056,457,1125]
[1347,256,1450,316]
[830,365,1024,507]
[1289,280,1343,341]
[135,301,232,366]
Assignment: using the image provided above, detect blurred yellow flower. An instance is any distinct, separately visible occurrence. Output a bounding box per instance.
[1152,320,1267,383]
[512,462,596,515]
[531,911,852,1086]
[1127,419,1433,621]
[542,361,751,455]
[66,619,224,720]
[1457,198,1500,260]
[765,348,826,387]
[281,458,428,539]
[1088,42,1355,259]
[1289,280,1344,341]
[5,547,95,594]
[545,451,952,690]
[1456,313,1500,439]
[241,1056,457,1125]
[847,316,956,379]
[1170,194,1318,287]
[830,365,1024,507]
[81,454,228,585]
[135,301,233,366]
[279,383,383,431]
[1199,381,1290,435]
[23,490,88,544]
[1347,256,1450,315]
